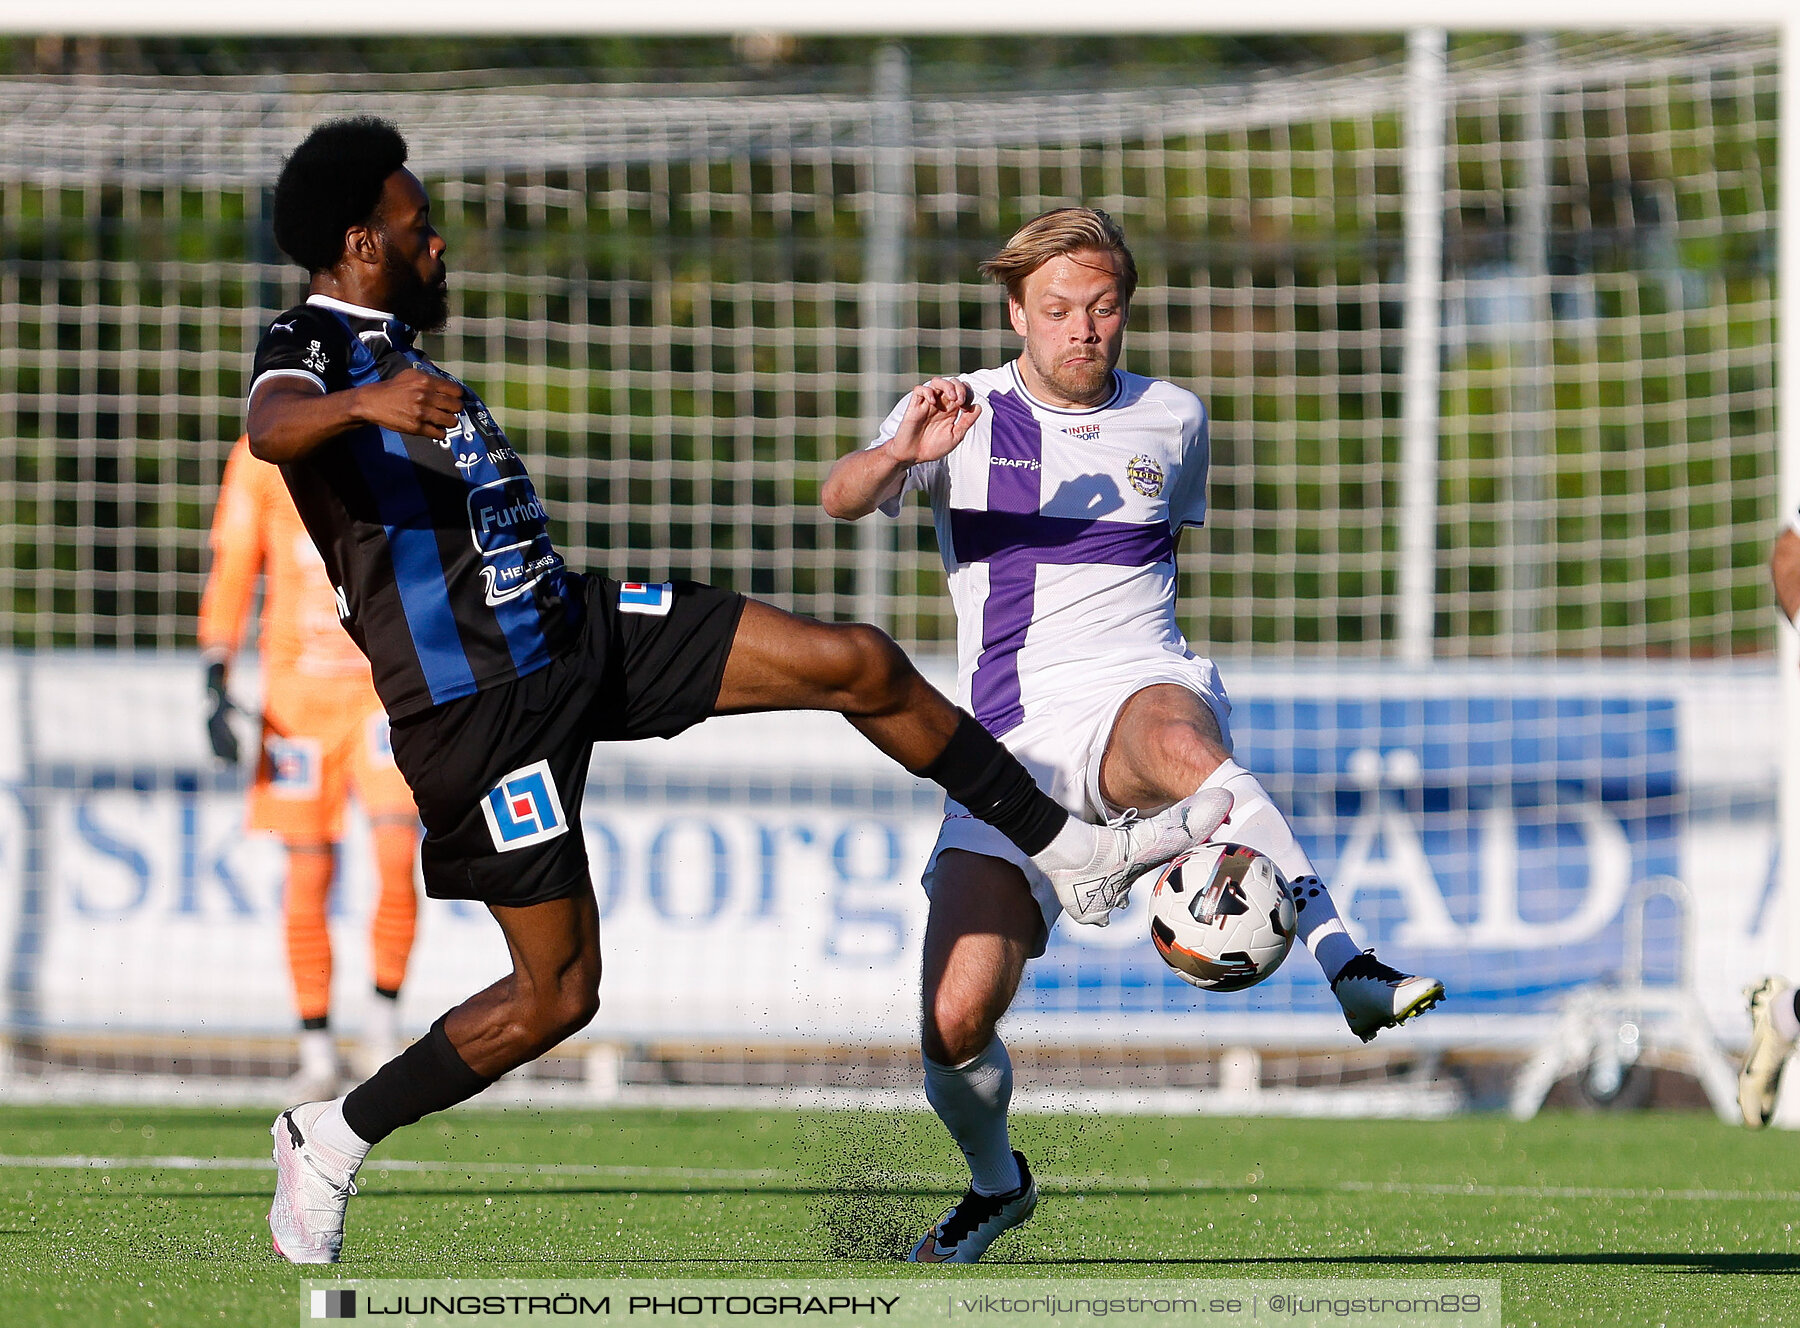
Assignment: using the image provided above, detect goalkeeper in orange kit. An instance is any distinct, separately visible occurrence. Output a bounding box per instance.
[200,435,421,1098]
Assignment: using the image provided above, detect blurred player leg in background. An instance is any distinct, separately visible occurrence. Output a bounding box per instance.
[1738,976,1798,1128]
[352,714,421,1079]
[253,705,422,1099]
[281,840,339,1098]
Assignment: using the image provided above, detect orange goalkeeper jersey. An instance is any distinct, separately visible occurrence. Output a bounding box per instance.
[198,437,379,722]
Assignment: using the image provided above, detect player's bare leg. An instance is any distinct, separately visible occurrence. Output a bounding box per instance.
[282,840,342,1100]
[714,601,1228,921]
[911,853,1040,1263]
[271,891,600,1263]
[1101,684,1443,1040]
[443,892,602,1076]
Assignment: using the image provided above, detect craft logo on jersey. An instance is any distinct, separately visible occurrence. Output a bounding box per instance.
[619,581,674,616]
[1126,454,1165,498]
[480,759,568,851]
[1067,422,1101,442]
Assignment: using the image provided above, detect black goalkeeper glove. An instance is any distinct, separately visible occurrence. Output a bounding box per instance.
[204,659,241,765]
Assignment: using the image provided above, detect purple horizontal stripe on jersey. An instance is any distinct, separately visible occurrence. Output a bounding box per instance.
[950,507,1176,736]
[949,510,1176,569]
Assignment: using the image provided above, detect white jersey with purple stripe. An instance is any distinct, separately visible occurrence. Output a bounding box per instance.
[875,362,1209,738]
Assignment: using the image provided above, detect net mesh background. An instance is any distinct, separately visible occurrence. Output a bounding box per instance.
[0,31,1777,659]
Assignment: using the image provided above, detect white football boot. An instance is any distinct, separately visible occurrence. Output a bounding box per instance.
[1039,788,1232,926]
[1738,976,1796,1129]
[908,1151,1038,1264]
[1332,951,1445,1042]
[269,1101,360,1264]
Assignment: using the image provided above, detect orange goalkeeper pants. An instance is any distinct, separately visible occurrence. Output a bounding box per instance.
[284,818,420,1024]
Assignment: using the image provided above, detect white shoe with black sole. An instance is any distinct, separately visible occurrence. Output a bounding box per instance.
[1332,951,1445,1043]
[907,1151,1038,1264]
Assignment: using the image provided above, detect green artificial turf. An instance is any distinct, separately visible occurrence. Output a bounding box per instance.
[1,1105,1797,1327]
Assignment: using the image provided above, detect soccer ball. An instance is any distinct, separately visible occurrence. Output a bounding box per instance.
[1148,842,1296,992]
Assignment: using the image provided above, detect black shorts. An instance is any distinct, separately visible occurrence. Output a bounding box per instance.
[389,574,746,908]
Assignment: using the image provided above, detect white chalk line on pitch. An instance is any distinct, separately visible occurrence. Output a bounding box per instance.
[2,1154,1798,1204]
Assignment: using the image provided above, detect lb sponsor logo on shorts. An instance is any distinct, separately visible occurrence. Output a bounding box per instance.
[480,759,569,852]
[618,581,674,616]
[267,736,323,799]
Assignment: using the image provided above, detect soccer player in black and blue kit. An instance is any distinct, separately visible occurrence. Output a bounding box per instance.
[250,118,1231,1264]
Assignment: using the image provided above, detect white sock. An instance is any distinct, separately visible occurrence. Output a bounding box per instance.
[367,991,401,1046]
[308,1097,373,1172]
[298,1028,337,1078]
[1200,760,1361,982]
[1034,816,1105,875]
[1774,988,1800,1041]
[923,1039,1021,1196]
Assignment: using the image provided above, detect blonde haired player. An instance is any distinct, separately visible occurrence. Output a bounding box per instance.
[200,436,420,1099]
[825,207,1445,1263]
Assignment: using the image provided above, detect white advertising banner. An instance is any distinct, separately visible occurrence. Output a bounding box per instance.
[0,653,1785,1049]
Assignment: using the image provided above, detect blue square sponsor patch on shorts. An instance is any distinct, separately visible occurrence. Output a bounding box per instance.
[618,581,673,616]
[479,759,569,852]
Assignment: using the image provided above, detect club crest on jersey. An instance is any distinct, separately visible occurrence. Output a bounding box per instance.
[480,759,568,851]
[1067,422,1101,442]
[1126,455,1165,498]
[619,582,674,616]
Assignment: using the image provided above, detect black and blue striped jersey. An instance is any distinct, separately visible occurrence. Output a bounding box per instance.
[249,294,581,720]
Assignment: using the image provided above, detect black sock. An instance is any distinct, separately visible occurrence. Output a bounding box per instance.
[301,1016,329,1032]
[916,710,1068,856]
[342,1015,492,1146]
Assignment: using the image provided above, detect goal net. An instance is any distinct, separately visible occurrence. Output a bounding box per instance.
[0,31,1781,1110]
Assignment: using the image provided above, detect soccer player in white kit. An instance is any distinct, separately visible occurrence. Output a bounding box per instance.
[824,207,1445,1263]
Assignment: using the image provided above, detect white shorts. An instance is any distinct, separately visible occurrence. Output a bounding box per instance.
[920,654,1232,955]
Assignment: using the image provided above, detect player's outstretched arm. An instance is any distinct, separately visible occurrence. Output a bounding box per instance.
[248,368,465,463]
[822,377,981,520]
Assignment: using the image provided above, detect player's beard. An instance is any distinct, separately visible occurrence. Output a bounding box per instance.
[385,251,450,335]
[1028,345,1116,406]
